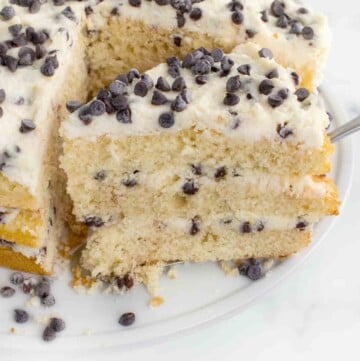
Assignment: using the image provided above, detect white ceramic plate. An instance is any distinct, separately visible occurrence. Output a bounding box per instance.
[0,87,353,355]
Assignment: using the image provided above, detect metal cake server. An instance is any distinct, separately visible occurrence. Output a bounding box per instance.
[329,114,360,143]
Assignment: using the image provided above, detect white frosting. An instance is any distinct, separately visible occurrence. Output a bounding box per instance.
[0,0,330,198]
[61,43,329,147]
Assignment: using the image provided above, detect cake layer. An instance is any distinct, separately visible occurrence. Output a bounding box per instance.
[81,221,311,277]
[87,0,330,91]
[62,158,338,225]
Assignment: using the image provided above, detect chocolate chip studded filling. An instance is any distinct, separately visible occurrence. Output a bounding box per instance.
[182,179,199,195]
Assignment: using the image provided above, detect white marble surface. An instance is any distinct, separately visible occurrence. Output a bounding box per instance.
[121,1,360,360]
[4,1,360,359]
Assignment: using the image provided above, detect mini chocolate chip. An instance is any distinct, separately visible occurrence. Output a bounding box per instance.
[158,112,174,128]
[276,123,293,138]
[246,29,257,38]
[155,0,170,4]
[0,42,8,55]
[89,100,106,116]
[268,94,283,108]
[221,56,234,72]
[241,222,252,233]
[176,12,185,28]
[116,108,132,123]
[141,74,154,89]
[182,53,195,69]
[265,69,279,79]
[191,164,202,175]
[190,7,202,20]
[167,57,181,78]
[84,216,104,227]
[237,64,251,75]
[43,326,56,341]
[193,59,211,75]
[134,81,148,97]
[122,178,137,187]
[226,75,242,93]
[35,281,50,298]
[10,272,24,285]
[35,44,46,59]
[0,107,3,118]
[1,286,15,297]
[247,264,263,280]
[49,318,65,332]
[124,274,134,288]
[258,79,274,95]
[258,48,273,59]
[296,221,308,231]
[0,6,15,20]
[109,80,127,96]
[228,0,243,11]
[14,309,29,323]
[190,217,200,235]
[84,5,93,16]
[302,26,314,40]
[195,75,208,85]
[40,61,55,77]
[172,76,186,91]
[214,166,227,179]
[211,48,223,62]
[276,14,288,28]
[171,0,192,12]
[119,312,135,326]
[295,88,309,102]
[18,47,35,65]
[223,93,240,106]
[277,88,289,99]
[289,22,301,35]
[270,0,285,17]
[29,0,41,13]
[61,6,76,21]
[180,88,192,103]
[127,68,140,83]
[291,71,299,86]
[151,90,168,105]
[3,55,18,72]
[66,101,83,113]
[19,119,36,133]
[94,170,106,181]
[111,95,128,111]
[79,108,92,124]
[32,30,48,45]
[171,95,187,112]
[8,24,22,36]
[260,9,268,22]
[155,76,171,92]
[0,89,5,104]
[297,7,308,14]
[182,180,199,195]
[12,33,28,46]
[116,74,129,85]
[173,35,182,47]
[231,9,244,24]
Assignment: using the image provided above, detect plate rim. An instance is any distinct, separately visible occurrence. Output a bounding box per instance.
[0,85,354,353]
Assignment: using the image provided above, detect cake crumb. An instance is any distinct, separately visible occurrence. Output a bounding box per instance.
[150,296,164,308]
[70,266,96,289]
[219,260,239,277]
[10,327,15,334]
[26,296,41,308]
[166,267,177,279]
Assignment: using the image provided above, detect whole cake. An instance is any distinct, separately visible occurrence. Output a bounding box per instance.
[0,0,337,281]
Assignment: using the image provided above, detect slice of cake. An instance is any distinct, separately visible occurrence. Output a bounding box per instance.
[60,43,339,284]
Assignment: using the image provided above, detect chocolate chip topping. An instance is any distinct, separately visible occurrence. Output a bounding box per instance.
[265,69,279,79]
[158,112,175,128]
[171,95,187,112]
[0,89,5,104]
[84,216,104,227]
[195,75,208,85]
[302,26,314,40]
[191,164,202,175]
[267,94,283,108]
[109,80,127,96]
[42,326,56,341]
[134,80,149,97]
[270,0,285,17]
[291,71,300,86]
[214,166,227,179]
[14,309,29,323]
[226,75,242,93]
[295,88,310,102]
[89,100,106,116]
[211,48,223,62]
[66,101,83,113]
[151,90,168,105]
[258,79,274,95]
[49,318,66,333]
[237,64,251,75]
[19,119,36,133]
[231,10,244,25]
[277,88,289,99]
[276,123,293,139]
[173,35,182,47]
[0,6,15,20]
[156,76,171,92]
[1,286,15,297]
[190,7,202,20]
[61,6,76,22]
[116,108,132,123]
[190,217,200,235]
[260,9,268,22]
[258,48,273,59]
[172,76,186,91]
[111,95,128,111]
[241,221,251,233]
[223,93,240,106]
[296,221,308,231]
